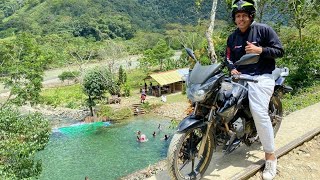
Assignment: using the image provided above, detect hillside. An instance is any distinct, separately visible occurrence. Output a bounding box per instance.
[0,0,230,40]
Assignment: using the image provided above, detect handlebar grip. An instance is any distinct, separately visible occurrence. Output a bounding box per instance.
[232,74,258,83]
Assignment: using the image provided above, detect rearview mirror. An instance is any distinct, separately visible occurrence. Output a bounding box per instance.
[234,54,259,66]
[185,48,197,61]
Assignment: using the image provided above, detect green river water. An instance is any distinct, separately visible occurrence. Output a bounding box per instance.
[36,116,174,180]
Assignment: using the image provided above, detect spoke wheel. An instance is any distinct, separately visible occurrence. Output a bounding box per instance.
[167,127,214,180]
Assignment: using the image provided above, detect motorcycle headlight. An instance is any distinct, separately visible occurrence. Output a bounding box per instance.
[187,74,224,102]
[187,84,209,102]
[195,90,205,99]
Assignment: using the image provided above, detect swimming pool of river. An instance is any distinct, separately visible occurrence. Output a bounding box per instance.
[36,115,175,180]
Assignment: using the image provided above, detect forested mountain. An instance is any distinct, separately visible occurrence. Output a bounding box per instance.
[0,0,229,40]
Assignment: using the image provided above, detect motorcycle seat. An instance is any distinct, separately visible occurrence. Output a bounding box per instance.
[272,67,289,80]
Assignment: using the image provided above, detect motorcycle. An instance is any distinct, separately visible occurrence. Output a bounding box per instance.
[167,48,293,180]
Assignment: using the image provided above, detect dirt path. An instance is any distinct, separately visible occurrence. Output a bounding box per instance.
[0,51,183,93]
[0,55,141,93]
[250,134,320,180]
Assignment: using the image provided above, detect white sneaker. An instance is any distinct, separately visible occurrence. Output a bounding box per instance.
[262,159,277,180]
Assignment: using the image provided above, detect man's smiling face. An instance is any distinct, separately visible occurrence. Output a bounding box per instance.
[235,11,253,33]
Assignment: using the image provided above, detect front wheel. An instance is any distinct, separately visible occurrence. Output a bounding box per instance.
[167,127,214,180]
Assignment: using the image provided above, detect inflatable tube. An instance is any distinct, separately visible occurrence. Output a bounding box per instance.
[137,134,148,142]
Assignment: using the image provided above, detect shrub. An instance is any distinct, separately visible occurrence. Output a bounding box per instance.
[111,107,133,120]
[278,20,320,91]
[0,107,50,179]
[122,83,131,97]
[58,71,80,82]
[96,105,133,120]
[279,37,320,89]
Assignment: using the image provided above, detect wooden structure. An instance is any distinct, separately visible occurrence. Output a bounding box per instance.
[132,103,146,115]
[144,68,189,97]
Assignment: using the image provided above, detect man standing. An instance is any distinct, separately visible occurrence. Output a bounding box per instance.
[225,1,284,179]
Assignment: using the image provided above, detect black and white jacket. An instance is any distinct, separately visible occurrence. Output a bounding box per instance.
[225,22,284,75]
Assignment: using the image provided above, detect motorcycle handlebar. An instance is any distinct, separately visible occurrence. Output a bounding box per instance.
[232,74,258,83]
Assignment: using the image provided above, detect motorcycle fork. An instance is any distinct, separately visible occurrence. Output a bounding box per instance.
[197,106,215,158]
[188,133,201,179]
[189,132,196,176]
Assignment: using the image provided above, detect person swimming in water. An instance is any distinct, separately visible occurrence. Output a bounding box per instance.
[136,131,148,142]
[163,134,170,141]
[140,134,147,142]
[158,124,162,131]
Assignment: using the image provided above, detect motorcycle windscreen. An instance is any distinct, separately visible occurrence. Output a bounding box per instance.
[189,62,221,84]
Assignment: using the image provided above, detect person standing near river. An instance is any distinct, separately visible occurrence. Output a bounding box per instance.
[141,88,146,103]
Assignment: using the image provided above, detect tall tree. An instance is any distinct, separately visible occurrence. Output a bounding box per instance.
[117,65,127,86]
[97,40,128,73]
[0,33,51,107]
[82,66,119,116]
[205,0,219,63]
[65,37,96,77]
[0,33,51,179]
[288,0,319,41]
[152,39,174,71]
[139,39,174,71]
[255,0,275,22]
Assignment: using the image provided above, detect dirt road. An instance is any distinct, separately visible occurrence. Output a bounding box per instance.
[1,51,183,93]
[0,55,141,93]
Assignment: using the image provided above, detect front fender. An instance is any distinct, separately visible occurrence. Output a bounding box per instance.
[176,115,205,133]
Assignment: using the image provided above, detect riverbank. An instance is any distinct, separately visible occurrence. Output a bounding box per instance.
[10,91,189,130]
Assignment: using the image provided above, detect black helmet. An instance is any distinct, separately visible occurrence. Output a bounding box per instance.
[231,0,256,21]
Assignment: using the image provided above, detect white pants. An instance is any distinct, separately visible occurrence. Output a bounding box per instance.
[247,74,275,153]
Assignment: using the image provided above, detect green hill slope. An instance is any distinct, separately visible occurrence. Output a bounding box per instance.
[0,0,229,40]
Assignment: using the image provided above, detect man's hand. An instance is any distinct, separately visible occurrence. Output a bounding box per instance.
[231,69,241,75]
[245,41,262,54]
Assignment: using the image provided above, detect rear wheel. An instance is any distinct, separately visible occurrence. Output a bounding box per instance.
[269,95,283,136]
[167,127,214,180]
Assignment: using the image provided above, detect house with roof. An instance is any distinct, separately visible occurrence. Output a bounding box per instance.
[144,68,189,97]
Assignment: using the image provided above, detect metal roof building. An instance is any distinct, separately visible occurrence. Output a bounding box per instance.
[145,68,189,96]
[148,68,189,86]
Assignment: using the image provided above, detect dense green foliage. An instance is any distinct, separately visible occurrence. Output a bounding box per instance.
[283,84,320,115]
[0,0,232,39]
[277,17,320,90]
[40,84,86,108]
[0,33,52,107]
[96,105,133,120]
[0,107,50,179]
[117,65,127,85]
[139,39,175,71]
[58,71,80,82]
[83,66,118,98]
[82,66,120,115]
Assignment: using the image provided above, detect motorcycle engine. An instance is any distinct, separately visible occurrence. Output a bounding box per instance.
[232,117,245,138]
